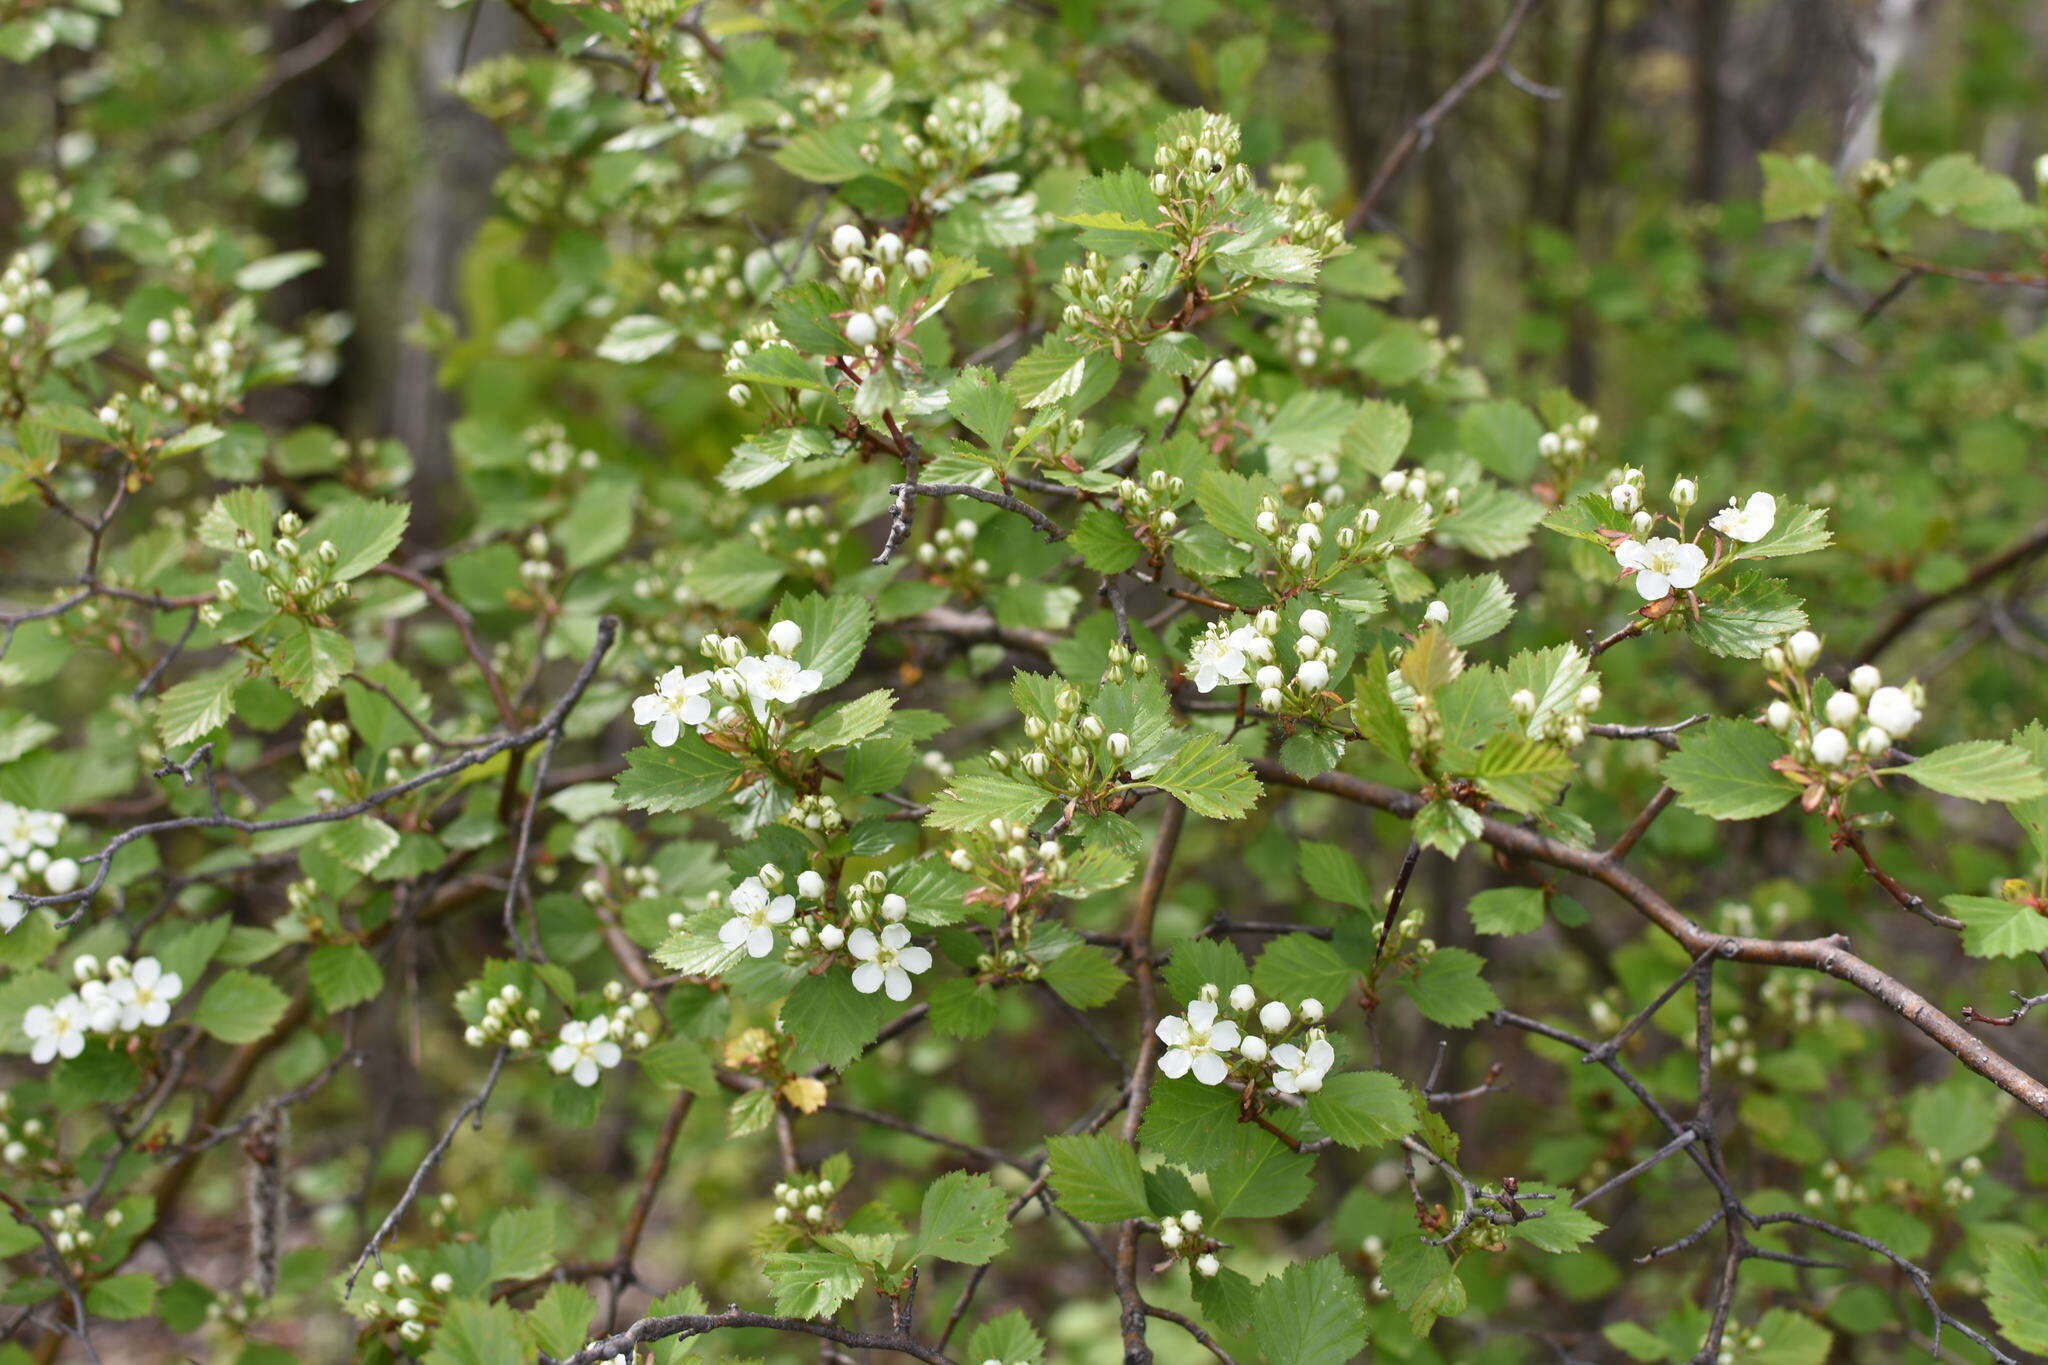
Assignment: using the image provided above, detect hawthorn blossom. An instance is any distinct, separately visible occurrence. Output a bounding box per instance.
[736,653,823,711]
[1155,999,1241,1086]
[548,1017,622,1087]
[0,802,62,858]
[631,667,713,746]
[76,981,122,1034]
[111,957,183,1031]
[1710,491,1776,543]
[1866,686,1921,738]
[1186,624,1250,693]
[720,876,795,958]
[848,923,932,1001]
[1270,1033,1335,1094]
[1614,537,1707,600]
[24,996,87,1064]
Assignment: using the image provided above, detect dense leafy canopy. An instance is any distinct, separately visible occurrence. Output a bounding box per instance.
[4,2,2048,1364]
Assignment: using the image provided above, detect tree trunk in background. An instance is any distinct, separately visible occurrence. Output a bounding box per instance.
[1556,0,1610,400]
[263,1,380,432]
[384,5,520,541]
[1690,0,1728,203]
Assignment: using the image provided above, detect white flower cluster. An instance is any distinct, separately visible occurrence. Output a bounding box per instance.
[23,955,184,1064]
[1255,490,1383,575]
[749,503,844,577]
[1604,470,1776,601]
[721,864,937,1000]
[769,1174,839,1228]
[1156,984,1332,1093]
[631,619,821,746]
[1158,1208,1222,1280]
[0,799,77,930]
[203,507,350,627]
[462,981,652,1087]
[0,1092,49,1168]
[1110,469,1188,548]
[1537,412,1600,469]
[1508,677,1603,747]
[1150,110,1253,203]
[827,223,932,352]
[301,717,351,775]
[914,517,989,583]
[1762,633,1923,771]
[989,682,1132,787]
[1184,607,1339,711]
[0,251,55,351]
[44,1202,121,1269]
[365,1258,459,1348]
[518,420,601,477]
[919,78,1021,172]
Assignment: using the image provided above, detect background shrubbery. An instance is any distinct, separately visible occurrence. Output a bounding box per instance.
[4,1,2048,1363]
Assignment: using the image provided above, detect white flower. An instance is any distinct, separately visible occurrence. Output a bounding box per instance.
[1186,626,1250,694]
[1298,997,1324,1022]
[1423,600,1450,626]
[767,619,804,655]
[1614,536,1707,600]
[1785,630,1822,669]
[844,311,879,347]
[1299,608,1331,640]
[631,667,714,746]
[797,870,826,899]
[1859,726,1892,757]
[1258,1000,1291,1032]
[1155,999,1242,1086]
[1823,692,1860,728]
[1269,1034,1335,1094]
[1866,686,1921,738]
[1849,665,1882,697]
[1709,491,1776,543]
[1810,727,1850,768]
[719,877,796,958]
[736,653,824,711]
[1670,477,1697,508]
[829,224,866,257]
[110,957,182,1031]
[1295,659,1330,691]
[76,981,122,1034]
[1226,624,1272,663]
[24,996,87,1064]
[1195,1253,1220,1278]
[1228,983,1257,1012]
[848,923,932,1001]
[1238,1034,1268,1062]
[1765,700,1795,732]
[549,1018,622,1087]
[43,857,78,895]
[0,803,63,858]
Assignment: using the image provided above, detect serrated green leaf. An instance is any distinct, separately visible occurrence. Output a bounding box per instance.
[903,1171,1008,1266]
[1048,1133,1150,1221]
[1945,895,2048,957]
[1399,948,1498,1027]
[1251,1256,1371,1365]
[1149,733,1261,819]
[1305,1071,1416,1149]
[1659,719,1796,819]
[192,968,290,1044]
[1884,741,2048,803]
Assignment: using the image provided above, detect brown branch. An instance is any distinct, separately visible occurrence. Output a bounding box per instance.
[1114,799,1185,1365]
[1852,517,2048,663]
[1249,759,2048,1118]
[1342,0,1549,232]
